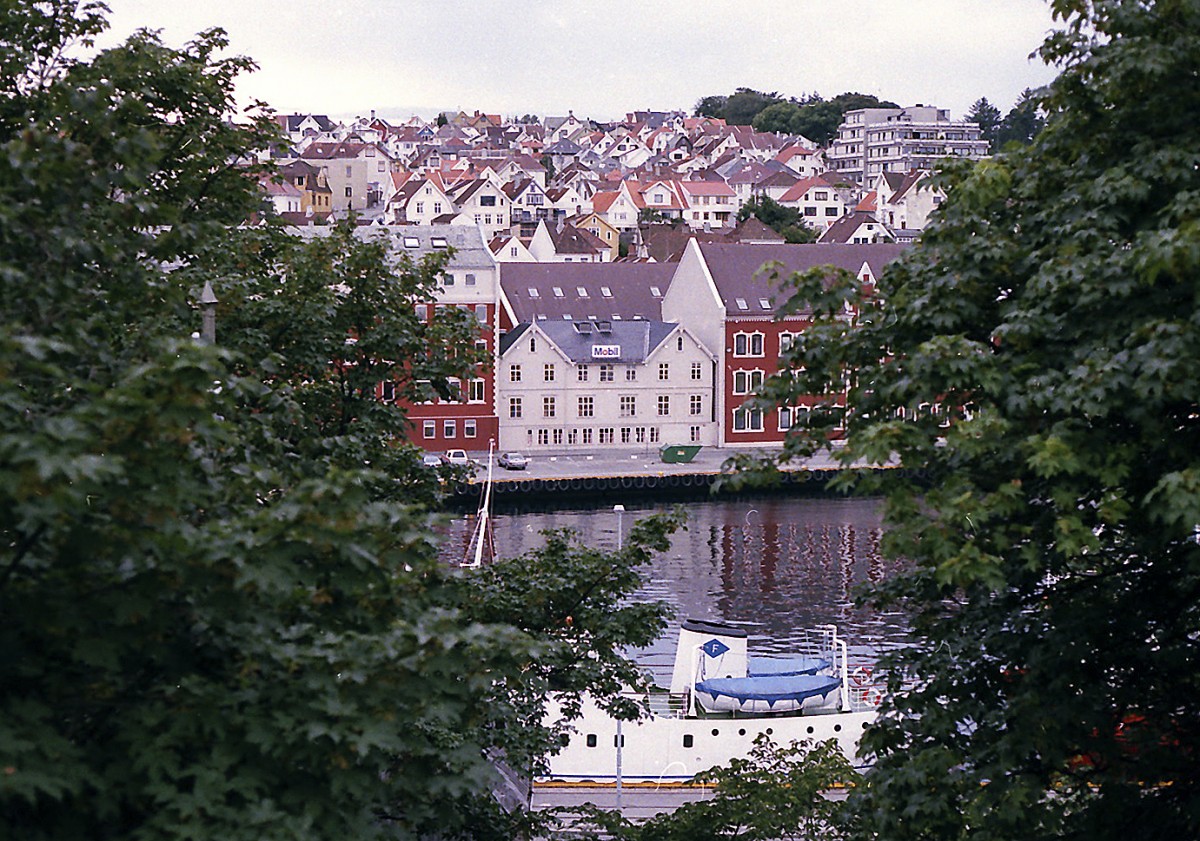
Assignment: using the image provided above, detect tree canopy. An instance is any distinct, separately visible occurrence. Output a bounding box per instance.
[694,89,896,144]
[753,0,1200,836]
[0,4,677,839]
[737,195,817,244]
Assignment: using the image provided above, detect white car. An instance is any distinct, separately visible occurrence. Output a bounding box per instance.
[441,449,471,466]
[497,452,528,470]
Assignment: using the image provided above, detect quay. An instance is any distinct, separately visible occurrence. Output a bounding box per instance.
[446,445,852,503]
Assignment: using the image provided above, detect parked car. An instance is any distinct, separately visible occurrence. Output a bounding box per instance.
[422,453,442,468]
[497,452,528,470]
[441,449,471,466]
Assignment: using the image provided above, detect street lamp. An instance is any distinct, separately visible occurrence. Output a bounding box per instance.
[612,503,626,812]
[199,280,218,345]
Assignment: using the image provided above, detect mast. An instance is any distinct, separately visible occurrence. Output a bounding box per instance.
[462,441,496,569]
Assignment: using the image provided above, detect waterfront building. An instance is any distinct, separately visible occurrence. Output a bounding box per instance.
[663,241,908,448]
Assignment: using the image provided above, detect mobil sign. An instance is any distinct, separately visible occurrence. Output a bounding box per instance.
[591,345,621,359]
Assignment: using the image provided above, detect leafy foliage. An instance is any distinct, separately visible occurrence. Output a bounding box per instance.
[737,195,817,244]
[0,4,677,839]
[755,1,1200,837]
[995,87,1047,148]
[753,92,900,146]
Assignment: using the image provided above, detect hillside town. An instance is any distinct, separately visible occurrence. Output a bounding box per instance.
[263,104,984,456]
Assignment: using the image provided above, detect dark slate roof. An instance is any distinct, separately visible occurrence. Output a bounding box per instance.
[817,211,895,244]
[695,242,909,315]
[288,224,496,270]
[500,318,677,364]
[501,262,677,323]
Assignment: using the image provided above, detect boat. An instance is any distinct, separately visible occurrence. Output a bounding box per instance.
[537,618,881,787]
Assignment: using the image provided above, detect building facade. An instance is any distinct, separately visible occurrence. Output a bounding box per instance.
[827,106,988,186]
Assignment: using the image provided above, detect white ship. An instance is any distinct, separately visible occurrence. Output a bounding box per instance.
[538,619,880,786]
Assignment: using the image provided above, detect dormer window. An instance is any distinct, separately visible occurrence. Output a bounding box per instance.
[759,298,771,310]
[650,286,662,297]
[528,288,540,298]
[552,287,564,298]
[577,287,588,297]
[735,298,749,310]
[600,286,612,298]
[431,237,448,248]
[403,236,420,248]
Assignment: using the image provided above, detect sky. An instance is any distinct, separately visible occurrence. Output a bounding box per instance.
[98,0,1063,124]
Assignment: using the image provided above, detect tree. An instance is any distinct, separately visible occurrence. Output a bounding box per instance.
[693,94,728,119]
[966,96,1002,150]
[752,92,899,147]
[751,1,1200,836]
[0,5,679,839]
[737,195,817,244]
[995,86,1047,148]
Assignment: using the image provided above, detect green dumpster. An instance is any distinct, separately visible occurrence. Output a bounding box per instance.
[660,444,701,464]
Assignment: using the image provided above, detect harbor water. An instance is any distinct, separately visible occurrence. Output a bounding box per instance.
[444,494,910,681]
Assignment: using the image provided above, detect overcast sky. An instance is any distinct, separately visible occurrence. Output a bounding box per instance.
[98,0,1062,124]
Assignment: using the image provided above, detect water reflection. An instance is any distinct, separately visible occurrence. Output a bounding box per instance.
[445,495,909,683]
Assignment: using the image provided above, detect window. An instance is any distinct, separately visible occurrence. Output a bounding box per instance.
[635,427,646,443]
[529,337,537,352]
[599,428,614,444]
[480,194,496,206]
[509,397,522,419]
[509,364,522,382]
[543,397,556,418]
[577,287,588,297]
[577,364,588,382]
[733,407,764,432]
[443,420,456,438]
[677,335,684,351]
[690,395,702,415]
[578,396,594,417]
[780,333,794,353]
[465,419,477,438]
[345,186,353,198]
[380,381,396,402]
[553,428,564,445]
[465,273,477,286]
[658,363,669,381]
[423,420,435,439]
[691,361,703,380]
[625,367,637,382]
[804,206,817,216]
[815,191,828,200]
[599,364,614,382]
[689,425,701,443]
[345,165,353,177]
[567,430,577,445]
[778,407,795,431]
[620,427,632,443]
[649,427,660,444]
[469,379,485,402]
[826,206,839,216]
[733,332,764,357]
[733,370,764,395]
[443,273,455,287]
[544,363,556,382]
[600,286,613,298]
[537,429,549,445]
[619,395,636,417]
[657,395,670,416]
[582,428,593,444]
[552,287,564,298]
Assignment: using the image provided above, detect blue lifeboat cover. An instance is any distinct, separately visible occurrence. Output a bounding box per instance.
[749,656,832,677]
[695,673,841,705]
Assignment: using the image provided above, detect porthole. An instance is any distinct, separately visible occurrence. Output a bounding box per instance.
[683,734,694,748]
[711,729,719,737]
[834,724,842,732]
[766,728,774,735]
[862,722,869,730]
[738,728,746,736]
[806,726,814,734]
[586,734,597,748]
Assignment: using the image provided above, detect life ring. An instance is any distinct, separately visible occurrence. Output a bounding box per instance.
[680,475,695,487]
[851,665,873,687]
[569,478,582,491]
[633,476,646,489]
[620,476,634,489]
[582,477,596,490]
[519,480,532,492]
[861,687,883,707]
